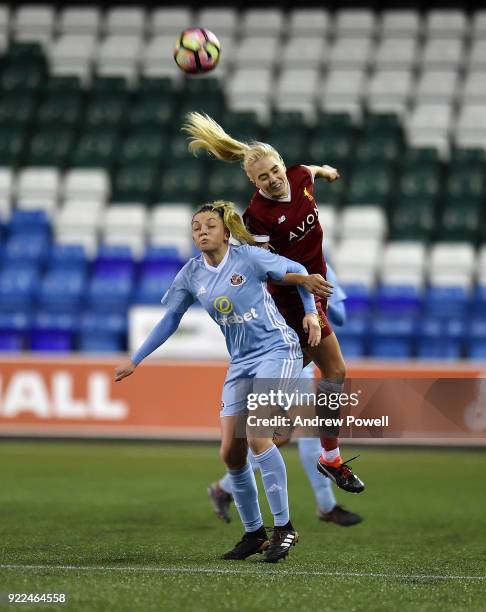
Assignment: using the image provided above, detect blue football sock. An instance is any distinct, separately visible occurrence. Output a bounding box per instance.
[298,437,336,513]
[251,445,289,527]
[218,472,232,495]
[228,463,263,532]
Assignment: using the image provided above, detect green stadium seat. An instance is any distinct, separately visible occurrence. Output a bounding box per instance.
[399,167,440,200]
[112,164,158,204]
[0,126,27,166]
[3,42,45,65]
[354,132,402,164]
[438,198,482,242]
[159,162,205,205]
[446,167,484,200]
[137,77,175,97]
[118,130,168,167]
[70,129,120,169]
[177,98,223,123]
[0,93,37,127]
[183,76,223,97]
[169,133,198,161]
[26,127,75,167]
[308,130,354,169]
[316,112,354,131]
[83,94,129,130]
[37,92,84,128]
[450,147,486,169]
[267,133,306,166]
[0,63,46,93]
[266,111,308,139]
[129,96,175,130]
[362,112,402,136]
[313,173,346,206]
[347,164,393,207]
[91,76,130,95]
[207,164,253,204]
[44,76,83,95]
[220,110,261,141]
[391,197,435,241]
[401,147,441,172]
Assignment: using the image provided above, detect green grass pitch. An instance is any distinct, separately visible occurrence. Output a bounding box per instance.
[0,441,485,611]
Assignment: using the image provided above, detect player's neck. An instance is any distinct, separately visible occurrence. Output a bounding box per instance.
[202,243,230,268]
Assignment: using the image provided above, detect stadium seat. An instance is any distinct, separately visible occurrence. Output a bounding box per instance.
[241,9,285,36]
[346,164,392,207]
[31,311,77,352]
[0,93,37,128]
[149,8,193,36]
[421,39,464,71]
[425,9,468,39]
[369,315,415,359]
[112,164,158,204]
[0,267,40,311]
[48,244,88,273]
[196,8,238,36]
[15,168,60,216]
[207,165,253,203]
[4,234,50,267]
[374,38,418,70]
[38,270,86,313]
[375,284,422,318]
[0,311,31,351]
[328,38,372,71]
[281,37,327,70]
[335,9,376,37]
[334,240,381,286]
[340,206,387,241]
[104,7,146,36]
[234,36,280,69]
[424,286,470,318]
[467,40,486,71]
[381,241,426,287]
[58,7,101,36]
[62,169,110,202]
[380,10,421,38]
[288,9,330,36]
[7,209,51,239]
[438,198,482,242]
[26,127,75,168]
[415,71,458,104]
[429,243,476,286]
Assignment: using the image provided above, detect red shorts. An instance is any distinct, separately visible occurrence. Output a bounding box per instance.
[275,295,333,347]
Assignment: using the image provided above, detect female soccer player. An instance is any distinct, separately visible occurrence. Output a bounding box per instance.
[183,113,365,494]
[208,264,363,527]
[114,200,331,563]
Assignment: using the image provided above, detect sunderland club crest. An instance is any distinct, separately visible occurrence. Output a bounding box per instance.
[230,273,246,286]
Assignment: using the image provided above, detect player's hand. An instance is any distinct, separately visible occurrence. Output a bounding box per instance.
[303,313,322,347]
[322,165,340,182]
[301,274,333,299]
[114,360,137,382]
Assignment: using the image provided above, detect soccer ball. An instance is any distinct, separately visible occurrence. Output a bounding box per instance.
[173,28,221,74]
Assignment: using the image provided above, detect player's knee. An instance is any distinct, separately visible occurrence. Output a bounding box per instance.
[220,444,246,470]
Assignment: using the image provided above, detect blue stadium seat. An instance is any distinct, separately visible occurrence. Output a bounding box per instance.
[7,209,51,238]
[374,284,422,317]
[369,316,415,358]
[142,245,184,268]
[472,285,486,316]
[48,244,89,273]
[134,272,174,304]
[87,275,133,313]
[79,312,126,351]
[424,286,470,319]
[340,283,372,318]
[38,270,86,313]
[468,341,486,360]
[337,337,366,359]
[416,339,462,360]
[467,316,486,359]
[4,234,50,267]
[94,244,135,277]
[31,329,74,352]
[0,267,40,311]
[0,311,32,351]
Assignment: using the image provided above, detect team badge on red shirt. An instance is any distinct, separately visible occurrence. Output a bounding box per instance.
[230,273,246,286]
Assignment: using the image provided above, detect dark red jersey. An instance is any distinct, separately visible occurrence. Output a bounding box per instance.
[244,163,327,296]
[243,165,332,343]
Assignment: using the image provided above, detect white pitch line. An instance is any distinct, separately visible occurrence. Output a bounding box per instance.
[0,564,485,581]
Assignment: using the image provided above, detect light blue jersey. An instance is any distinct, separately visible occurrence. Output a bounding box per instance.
[161,244,304,365]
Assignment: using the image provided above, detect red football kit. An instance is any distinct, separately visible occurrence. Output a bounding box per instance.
[243,164,333,345]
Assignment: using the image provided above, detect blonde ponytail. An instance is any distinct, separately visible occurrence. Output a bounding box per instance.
[182,112,285,176]
[193,200,255,246]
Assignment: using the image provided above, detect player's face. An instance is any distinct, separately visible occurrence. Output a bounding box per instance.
[248,156,289,198]
[191,211,229,252]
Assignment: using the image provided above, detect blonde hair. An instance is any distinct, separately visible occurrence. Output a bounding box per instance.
[193,200,255,246]
[182,112,284,177]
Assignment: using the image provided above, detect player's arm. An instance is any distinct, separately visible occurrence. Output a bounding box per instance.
[326,263,347,327]
[272,272,333,299]
[308,165,340,182]
[114,310,185,381]
[115,265,195,381]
